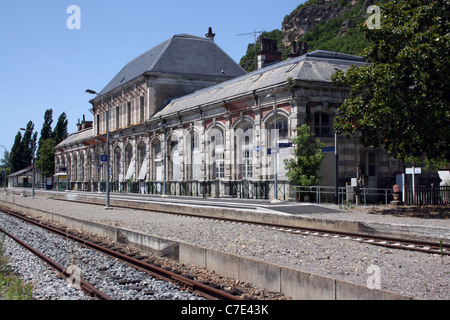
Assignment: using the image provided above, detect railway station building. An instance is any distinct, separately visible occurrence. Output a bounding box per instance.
[54,30,407,201]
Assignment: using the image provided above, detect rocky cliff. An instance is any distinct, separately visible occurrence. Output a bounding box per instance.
[239,0,381,71]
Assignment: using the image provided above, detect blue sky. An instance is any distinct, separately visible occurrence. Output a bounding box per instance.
[0,0,304,154]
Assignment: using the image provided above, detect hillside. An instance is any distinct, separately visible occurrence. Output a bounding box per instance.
[239,0,385,72]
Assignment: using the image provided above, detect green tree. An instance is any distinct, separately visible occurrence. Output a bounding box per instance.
[332,0,449,168]
[284,124,325,186]
[9,121,37,173]
[36,139,56,177]
[9,132,24,172]
[37,109,53,155]
[52,112,68,145]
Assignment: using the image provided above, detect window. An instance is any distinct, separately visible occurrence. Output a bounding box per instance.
[242,128,253,178]
[127,102,131,126]
[170,137,180,181]
[275,119,289,139]
[115,106,120,130]
[96,114,100,135]
[192,133,199,151]
[212,130,225,179]
[190,131,200,180]
[137,142,146,171]
[114,148,121,181]
[242,150,253,178]
[140,96,145,123]
[215,153,225,179]
[314,113,332,137]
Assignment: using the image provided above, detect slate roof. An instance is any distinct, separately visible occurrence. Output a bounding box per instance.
[99,34,246,95]
[55,127,94,149]
[152,50,366,119]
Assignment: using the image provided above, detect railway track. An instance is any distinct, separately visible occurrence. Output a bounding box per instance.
[0,208,243,300]
[268,225,450,256]
[0,225,113,300]
[49,194,450,256]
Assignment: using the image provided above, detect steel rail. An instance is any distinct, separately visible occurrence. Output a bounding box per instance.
[0,226,113,300]
[36,194,450,256]
[88,197,448,256]
[0,208,242,300]
[269,226,450,256]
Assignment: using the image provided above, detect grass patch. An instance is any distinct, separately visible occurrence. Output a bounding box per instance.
[0,233,33,300]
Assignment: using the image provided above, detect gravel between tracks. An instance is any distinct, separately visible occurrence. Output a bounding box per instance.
[1,192,449,300]
[0,212,205,300]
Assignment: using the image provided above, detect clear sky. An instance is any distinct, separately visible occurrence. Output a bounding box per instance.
[0,0,305,155]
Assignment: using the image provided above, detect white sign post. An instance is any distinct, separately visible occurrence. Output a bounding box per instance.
[405,167,421,204]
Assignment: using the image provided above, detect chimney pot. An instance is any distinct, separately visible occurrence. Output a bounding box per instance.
[205,27,215,41]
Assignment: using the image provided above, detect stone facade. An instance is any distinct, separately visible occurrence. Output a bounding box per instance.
[55,32,405,201]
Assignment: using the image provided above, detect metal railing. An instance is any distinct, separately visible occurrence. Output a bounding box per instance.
[405,185,450,205]
[289,185,393,205]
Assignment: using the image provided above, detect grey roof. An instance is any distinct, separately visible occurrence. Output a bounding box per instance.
[56,127,94,149]
[99,34,246,95]
[153,50,366,119]
[8,165,33,178]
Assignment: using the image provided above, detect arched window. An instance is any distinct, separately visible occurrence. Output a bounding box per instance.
[211,129,224,179]
[124,144,134,180]
[234,124,253,179]
[169,135,180,180]
[187,130,201,180]
[152,139,162,181]
[242,127,253,179]
[79,153,84,182]
[73,156,78,182]
[113,147,121,181]
[137,141,146,180]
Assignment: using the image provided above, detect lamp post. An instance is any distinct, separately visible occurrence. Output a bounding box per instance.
[267,94,279,202]
[19,128,35,198]
[0,144,7,193]
[86,89,110,208]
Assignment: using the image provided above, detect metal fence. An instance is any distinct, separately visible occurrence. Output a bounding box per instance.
[405,185,450,205]
[52,180,449,206]
[54,180,292,200]
[289,185,393,205]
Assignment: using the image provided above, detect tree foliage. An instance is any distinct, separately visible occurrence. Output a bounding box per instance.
[35,110,69,177]
[9,121,37,172]
[332,0,450,168]
[52,112,69,145]
[37,109,53,154]
[284,124,325,186]
[8,110,68,177]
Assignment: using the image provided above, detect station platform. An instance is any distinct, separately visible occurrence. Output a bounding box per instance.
[5,187,343,215]
[3,187,449,242]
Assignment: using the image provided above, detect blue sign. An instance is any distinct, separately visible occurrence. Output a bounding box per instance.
[322,146,335,153]
[278,143,292,148]
[100,155,108,162]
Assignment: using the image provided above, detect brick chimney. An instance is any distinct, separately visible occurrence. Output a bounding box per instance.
[257,38,281,69]
[287,41,308,59]
[77,114,93,131]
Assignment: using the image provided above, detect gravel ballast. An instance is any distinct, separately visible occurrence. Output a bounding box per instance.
[0,212,205,300]
[1,192,449,300]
